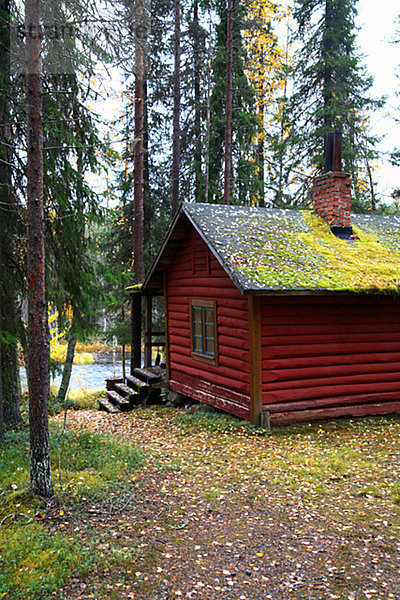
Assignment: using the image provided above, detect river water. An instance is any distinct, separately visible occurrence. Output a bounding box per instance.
[20,360,125,391]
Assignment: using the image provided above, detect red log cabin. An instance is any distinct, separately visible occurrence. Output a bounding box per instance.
[137,169,400,427]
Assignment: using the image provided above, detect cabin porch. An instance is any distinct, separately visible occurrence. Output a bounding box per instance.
[98,289,167,414]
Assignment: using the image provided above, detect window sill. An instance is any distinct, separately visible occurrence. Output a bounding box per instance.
[191,352,219,367]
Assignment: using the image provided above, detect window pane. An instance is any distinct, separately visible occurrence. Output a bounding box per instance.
[193,335,203,353]
[193,307,202,323]
[205,323,214,339]
[204,308,214,325]
[205,339,214,356]
[192,305,203,353]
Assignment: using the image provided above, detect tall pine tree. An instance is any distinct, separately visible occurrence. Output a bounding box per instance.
[292,0,381,204]
[209,0,258,205]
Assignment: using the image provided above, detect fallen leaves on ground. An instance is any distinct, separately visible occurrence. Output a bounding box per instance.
[51,408,400,600]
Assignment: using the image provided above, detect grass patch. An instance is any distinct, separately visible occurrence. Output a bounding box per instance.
[0,429,31,493]
[56,428,143,499]
[48,386,103,414]
[0,424,145,599]
[0,426,144,508]
[21,387,104,417]
[0,522,95,600]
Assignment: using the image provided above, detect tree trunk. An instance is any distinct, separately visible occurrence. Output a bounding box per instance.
[0,177,2,438]
[55,330,77,406]
[366,158,376,212]
[275,19,290,208]
[171,0,181,213]
[26,0,53,498]
[134,29,144,284]
[131,9,145,372]
[223,0,234,205]
[0,171,2,439]
[143,80,151,243]
[0,250,22,428]
[18,314,30,384]
[193,0,201,201]
[131,292,142,371]
[257,60,265,207]
[0,184,4,440]
[122,344,126,381]
[322,0,334,132]
[121,304,126,381]
[204,1,213,203]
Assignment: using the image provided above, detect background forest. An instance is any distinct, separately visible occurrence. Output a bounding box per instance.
[1,0,400,442]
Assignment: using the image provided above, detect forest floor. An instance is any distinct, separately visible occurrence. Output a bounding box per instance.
[2,406,400,600]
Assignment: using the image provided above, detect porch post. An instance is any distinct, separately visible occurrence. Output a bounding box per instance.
[131,291,142,373]
[144,295,153,367]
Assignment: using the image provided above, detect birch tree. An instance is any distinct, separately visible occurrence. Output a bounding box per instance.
[243,0,288,206]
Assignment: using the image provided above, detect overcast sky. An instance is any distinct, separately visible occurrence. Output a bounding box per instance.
[356,0,398,197]
[357,0,398,88]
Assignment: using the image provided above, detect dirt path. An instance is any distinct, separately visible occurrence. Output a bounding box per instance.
[52,409,400,600]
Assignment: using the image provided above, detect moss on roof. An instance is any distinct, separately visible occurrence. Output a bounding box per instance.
[183,204,400,294]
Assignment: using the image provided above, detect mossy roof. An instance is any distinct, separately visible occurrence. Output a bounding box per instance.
[144,203,400,295]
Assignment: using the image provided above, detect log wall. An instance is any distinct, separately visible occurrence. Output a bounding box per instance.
[261,295,400,424]
[167,229,251,419]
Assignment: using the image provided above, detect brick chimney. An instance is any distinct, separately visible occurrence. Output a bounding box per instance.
[312,130,352,229]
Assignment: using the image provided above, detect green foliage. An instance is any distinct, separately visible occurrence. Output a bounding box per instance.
[97,205,134,347]
[0,1,110,433]
[43,73,107,337]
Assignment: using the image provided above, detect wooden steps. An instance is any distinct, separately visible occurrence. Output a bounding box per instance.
[107,390,131,411]
[99,366,167,414]
[114,382,139,401]
[134,367,166,386]
[114,382,135,396]
[126,375,150,398]
[98,397,120,414]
